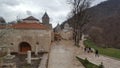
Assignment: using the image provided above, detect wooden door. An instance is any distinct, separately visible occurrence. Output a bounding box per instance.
[19,42,31,53]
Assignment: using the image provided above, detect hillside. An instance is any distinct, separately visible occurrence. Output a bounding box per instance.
[61,0,120,48]
[88,0,120,26]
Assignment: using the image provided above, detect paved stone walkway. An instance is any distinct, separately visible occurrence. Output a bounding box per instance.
[48,40,84,68]
[48,39,120,68]
[77,52,120,68]
[77,40,120,68]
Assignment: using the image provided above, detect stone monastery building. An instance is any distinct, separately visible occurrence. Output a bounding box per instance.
[0,12,53,54]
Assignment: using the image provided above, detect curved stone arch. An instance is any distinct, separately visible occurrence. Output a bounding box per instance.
[19,42,31,53]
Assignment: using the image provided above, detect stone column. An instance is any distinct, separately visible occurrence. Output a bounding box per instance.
[35,45,38,56]
[7,47,11,56]
[27,51,31,64]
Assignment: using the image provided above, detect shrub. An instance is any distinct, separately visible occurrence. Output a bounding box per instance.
[84,58,89,64]
[76,56,99,68]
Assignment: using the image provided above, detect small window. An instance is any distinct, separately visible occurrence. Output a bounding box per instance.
[10,43,13,45]
[36,42,39,45]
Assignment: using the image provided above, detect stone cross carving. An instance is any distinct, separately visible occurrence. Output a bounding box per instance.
[7,47,11,56]
[27,51,31,64]
[35,45,38,56]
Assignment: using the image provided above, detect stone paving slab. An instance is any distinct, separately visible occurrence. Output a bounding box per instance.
[48,45,73,68]
[48,41,84,68]
[78,53,120,68]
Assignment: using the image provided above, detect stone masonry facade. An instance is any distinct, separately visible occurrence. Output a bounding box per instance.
[5,29,52,53]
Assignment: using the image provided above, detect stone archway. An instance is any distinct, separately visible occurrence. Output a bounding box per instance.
[19,42,31,53]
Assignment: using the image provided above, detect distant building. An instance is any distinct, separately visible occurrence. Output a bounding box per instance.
[0,17,6,25]
[60,23,73,40]
[54,23,73,40]
[54,23,61,33]
[23,16,40,23]
[42,12,52,29]
[0,12,53,54]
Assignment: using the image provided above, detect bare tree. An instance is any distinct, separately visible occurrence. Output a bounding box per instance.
[68,0,93,46]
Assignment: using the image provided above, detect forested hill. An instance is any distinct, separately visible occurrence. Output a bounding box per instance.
[88,0,120,26]
[61,0,120,48]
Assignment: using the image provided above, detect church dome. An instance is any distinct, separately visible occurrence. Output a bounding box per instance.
[23,16,39,21]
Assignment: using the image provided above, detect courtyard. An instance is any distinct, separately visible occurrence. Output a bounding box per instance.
[0,52,46,68]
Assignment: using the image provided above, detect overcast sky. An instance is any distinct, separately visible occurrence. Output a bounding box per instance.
[0,0,106,27]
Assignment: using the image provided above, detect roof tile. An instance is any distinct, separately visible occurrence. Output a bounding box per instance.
[11,22,48,29]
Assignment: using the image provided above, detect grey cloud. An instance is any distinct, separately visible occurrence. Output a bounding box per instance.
[0,0,106,27]
[0,0,20,6]
[26,11,32,16]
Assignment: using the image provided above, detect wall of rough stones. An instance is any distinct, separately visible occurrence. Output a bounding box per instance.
[1,29,52,53]
[60,31,73,40]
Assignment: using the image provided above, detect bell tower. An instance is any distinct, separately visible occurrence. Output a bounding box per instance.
[42,12,50,24]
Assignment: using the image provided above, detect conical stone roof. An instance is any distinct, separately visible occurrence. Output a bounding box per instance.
[0,17,6,23]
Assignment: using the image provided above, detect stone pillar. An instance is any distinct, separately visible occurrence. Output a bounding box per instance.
[7,47,11,56]
[27,51,31,64]
[81,34,85,41]
[35,45,38,56]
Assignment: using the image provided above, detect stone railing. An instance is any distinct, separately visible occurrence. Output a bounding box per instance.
[38,54,48,68]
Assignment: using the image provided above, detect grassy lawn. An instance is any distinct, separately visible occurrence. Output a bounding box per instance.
[84,39,120,59]
[76,56,102,68]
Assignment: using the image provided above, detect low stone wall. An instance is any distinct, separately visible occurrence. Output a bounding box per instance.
[0,62,16,68]
[38,53,48,68]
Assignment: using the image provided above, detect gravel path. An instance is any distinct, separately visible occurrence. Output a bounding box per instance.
[48,40,84,68]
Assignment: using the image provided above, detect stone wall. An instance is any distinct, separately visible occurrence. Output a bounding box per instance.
[0,29,52,53]
[60,30,73,40]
